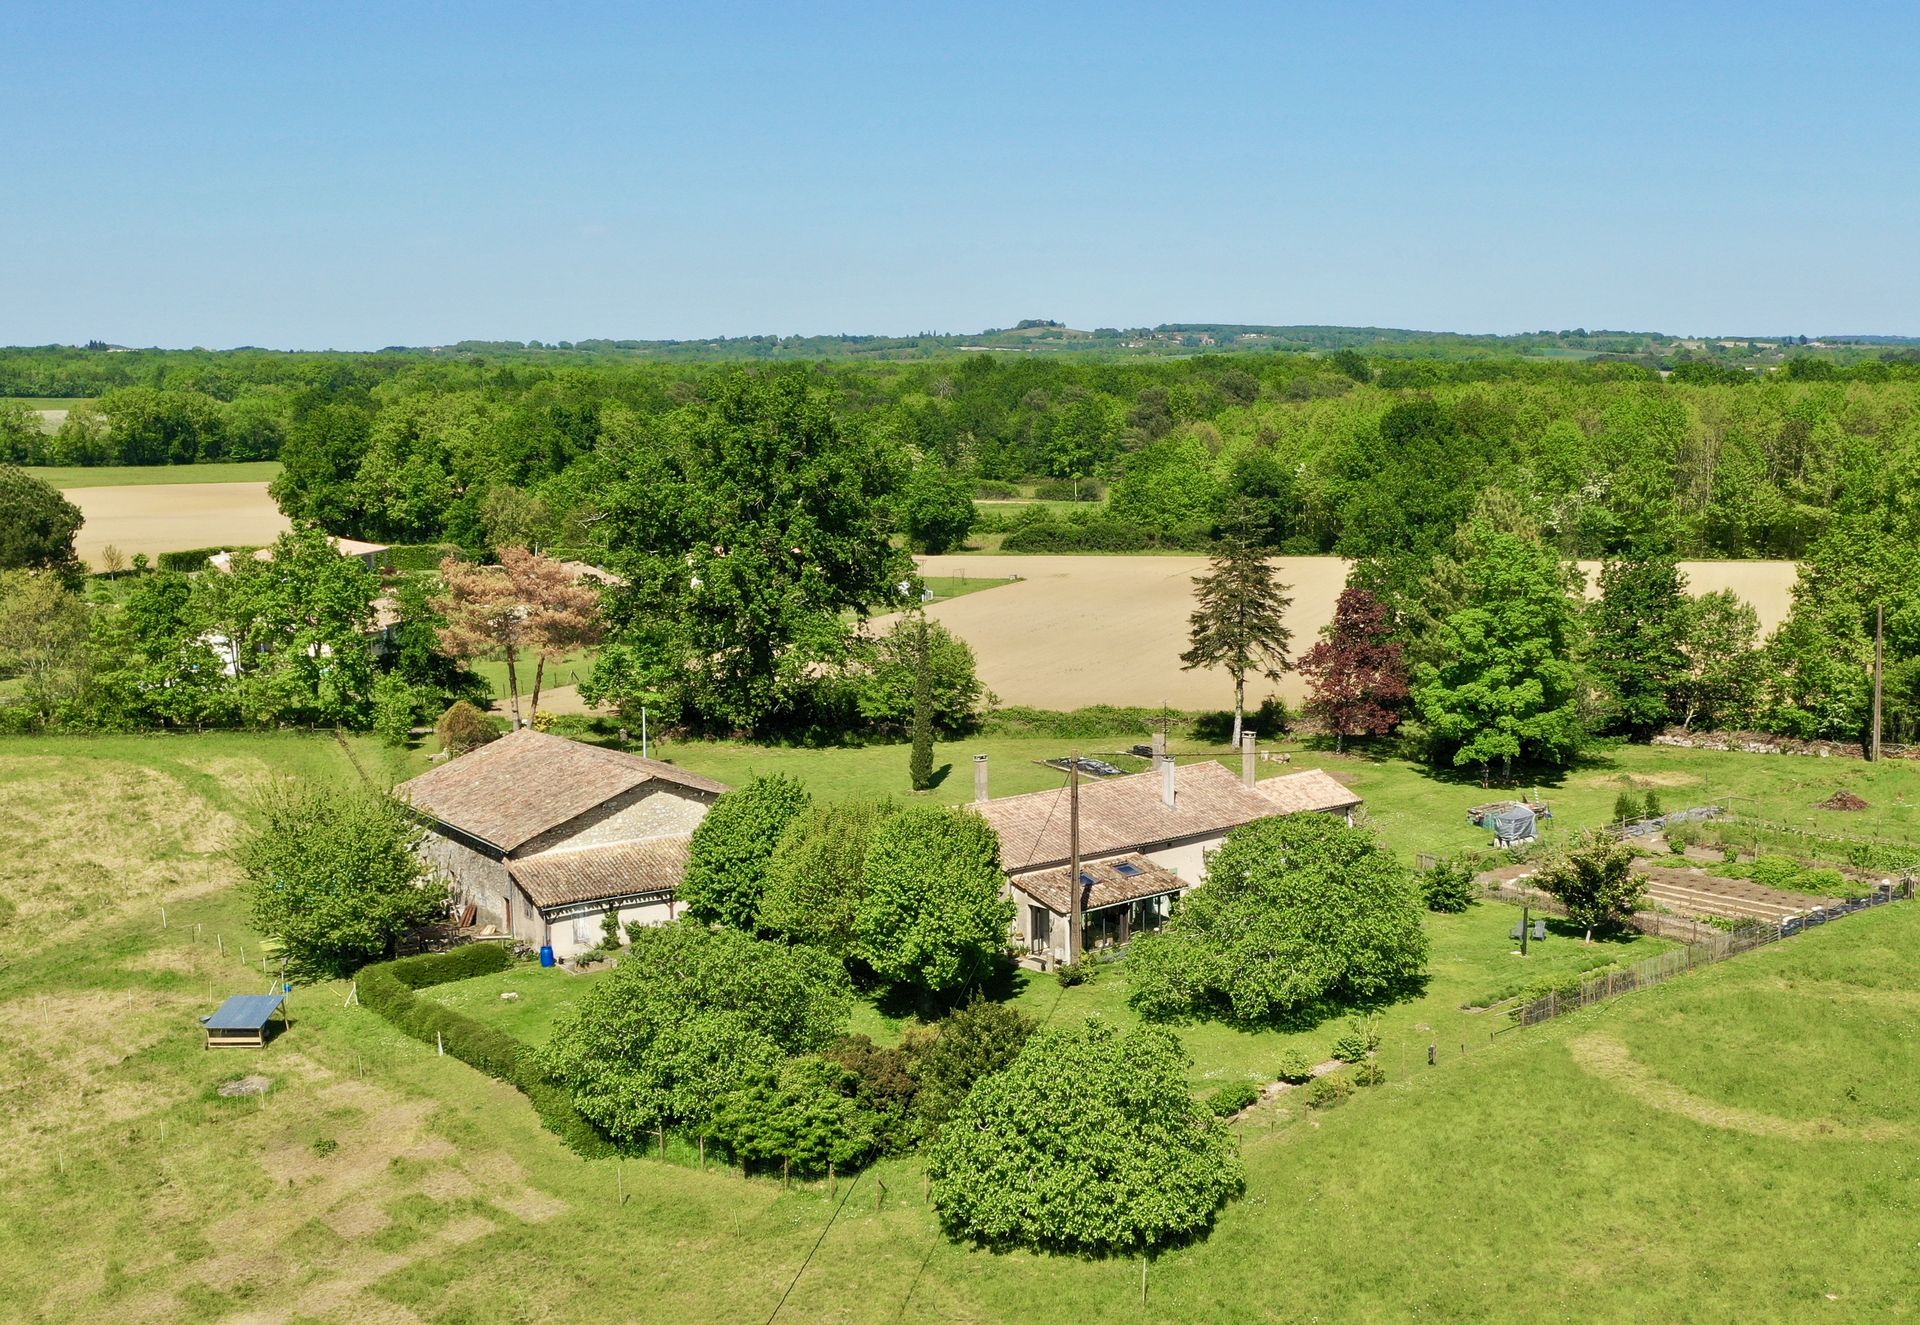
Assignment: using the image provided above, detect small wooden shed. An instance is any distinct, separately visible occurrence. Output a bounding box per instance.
[201,994,287,1049]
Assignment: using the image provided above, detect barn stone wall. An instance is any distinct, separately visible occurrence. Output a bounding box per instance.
[520,784,715,856]
[420,833,514,935]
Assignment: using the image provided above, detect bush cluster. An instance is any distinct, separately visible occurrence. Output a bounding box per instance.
[1208,1080,1261,1117]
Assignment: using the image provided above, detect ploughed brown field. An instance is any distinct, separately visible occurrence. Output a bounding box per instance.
[62,481,291,565]
[906,555,1801,711]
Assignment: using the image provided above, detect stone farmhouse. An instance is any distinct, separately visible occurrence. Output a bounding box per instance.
[969,749,1361,967]
[395,729,730,960]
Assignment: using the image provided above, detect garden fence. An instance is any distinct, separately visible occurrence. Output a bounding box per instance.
[1490,880,1913,1032]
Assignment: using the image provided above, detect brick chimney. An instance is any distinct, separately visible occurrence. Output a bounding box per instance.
[1241,730,1258,788]
[973,753,989,803]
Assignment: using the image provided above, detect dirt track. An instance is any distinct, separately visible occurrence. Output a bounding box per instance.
[63,481,291,566]
[909,555,1800,711]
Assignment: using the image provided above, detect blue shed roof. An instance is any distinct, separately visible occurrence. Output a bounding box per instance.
[203,994,286,1030]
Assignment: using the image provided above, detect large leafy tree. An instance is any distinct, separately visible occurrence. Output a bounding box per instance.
[925,1020,1243,1254]
[1126,813,1428,1024]
[191,525,379,728]
[234,779,447,977]
[1672,589,1764,731]
[757,796,896,955]
[1408,522,1586,776]
[682,774,812,931]
[897,464,976,554]
[1533,833,1644,938]
[1297,587,1408,751]
[851,616,990,736]
[855,804,1013,996]
[535,924,851,1145]
[596,369,912,733]
[0,570,91,726]
[1588,552,1688,738]
[1180,497,1293,744]
[0,465,84,583]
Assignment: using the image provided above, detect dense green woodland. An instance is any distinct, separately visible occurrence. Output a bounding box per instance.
[3,346,1919,749]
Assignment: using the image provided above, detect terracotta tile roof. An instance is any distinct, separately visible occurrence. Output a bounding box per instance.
[1252,767,1363,815]
[395,729,730,852]
[973,759,1309,872]
[1011,852,1186,915]
[507,837,691,909]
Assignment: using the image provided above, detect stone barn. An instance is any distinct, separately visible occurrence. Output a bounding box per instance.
[395,729,731,960]
[969,754,1361,967]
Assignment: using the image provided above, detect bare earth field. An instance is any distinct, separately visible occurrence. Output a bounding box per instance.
[62,480,290,566]
[911,555,1800,711]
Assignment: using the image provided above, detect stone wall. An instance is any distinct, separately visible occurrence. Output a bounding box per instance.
[1651,728,1917,762]
[520,784,715,855]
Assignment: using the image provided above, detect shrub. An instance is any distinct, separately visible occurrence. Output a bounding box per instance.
[1208,1080,1261,1117]
[372,672,418,748]
[1612,790,1641,824]
[1352,1059,1387,1088]
[972,479,1020,499]
[926,1021,1243,1254]
[912,999,1036,1131]
[1666,825,1697,855]
[1053,953,1101,988]
[1534,833,1644,934]
[1192,696,1289,743]
[1303,1073,1353,1109]
[435,700,499,755]
[1275,1048,1315,1084]
[822,1033,920,1152]
[1642,789,1664,819]
[1420,858,1477,913]
[1330,1013,1380,1064]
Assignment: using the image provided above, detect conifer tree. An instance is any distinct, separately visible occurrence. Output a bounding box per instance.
[909,613,934,790]
[1180,498,1293,744]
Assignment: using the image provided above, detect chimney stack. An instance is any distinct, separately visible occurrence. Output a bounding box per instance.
[1241,730,1258,788]
[1159,755,1177,809]
[1151,729,1166,760]
[973,753,989,804]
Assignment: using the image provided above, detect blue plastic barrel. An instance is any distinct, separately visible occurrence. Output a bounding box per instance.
[539,944,555,968]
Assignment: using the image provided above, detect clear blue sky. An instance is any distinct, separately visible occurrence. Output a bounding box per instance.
[2,3,1915,349]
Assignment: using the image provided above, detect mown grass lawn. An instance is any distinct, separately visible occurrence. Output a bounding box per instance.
[421,904,1672,1092]
[648,730,1920,863]
[3,731,1920,1321]
[29,459,283,488]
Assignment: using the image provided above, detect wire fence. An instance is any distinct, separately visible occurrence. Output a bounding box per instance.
[1490,880,1913,1031]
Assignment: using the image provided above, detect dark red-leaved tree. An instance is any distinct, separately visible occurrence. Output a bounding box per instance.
[1298,587,1409,752]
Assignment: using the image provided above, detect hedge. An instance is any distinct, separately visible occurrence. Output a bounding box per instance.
[157,545,259,571]
[379,542,466,572]
[357,944,615,1157]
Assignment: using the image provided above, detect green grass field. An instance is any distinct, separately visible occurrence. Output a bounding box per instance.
[422,905,1672,1091]
[29,460,283,488]
[467,649,599,707]
[4,731,1920,1321]
[642,731,1920,863]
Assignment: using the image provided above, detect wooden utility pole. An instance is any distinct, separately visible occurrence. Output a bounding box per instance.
[1871,603,1885,761]
[1066,751,1082,966]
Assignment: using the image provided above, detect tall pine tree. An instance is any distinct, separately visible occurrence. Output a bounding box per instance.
[909,613,935,791]
[1181,498,1293,744]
